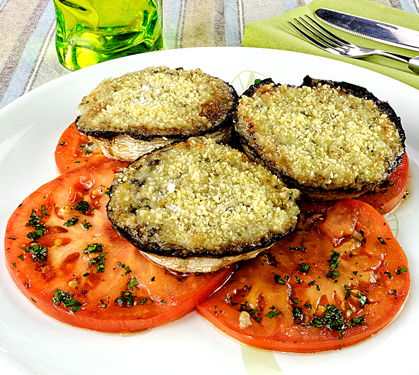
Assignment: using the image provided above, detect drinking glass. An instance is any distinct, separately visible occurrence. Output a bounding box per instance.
[53,0,163,71]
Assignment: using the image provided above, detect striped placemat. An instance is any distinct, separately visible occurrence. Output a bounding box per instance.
[1,0,418,110]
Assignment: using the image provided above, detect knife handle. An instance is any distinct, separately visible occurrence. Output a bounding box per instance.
[375,51,419,74]
[377,51,411,63]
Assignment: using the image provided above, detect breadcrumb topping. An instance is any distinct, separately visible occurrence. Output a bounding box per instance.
[236,82,404,190]
[107,138,300,255]
[77,66,236,136]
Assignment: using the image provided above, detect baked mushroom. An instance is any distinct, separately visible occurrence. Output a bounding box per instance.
[235,76,406,200]
[106,137,300,273]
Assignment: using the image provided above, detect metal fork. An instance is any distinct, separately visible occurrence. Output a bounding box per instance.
[288,15,419,75]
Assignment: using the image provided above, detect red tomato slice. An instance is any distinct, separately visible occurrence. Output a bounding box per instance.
[197,199,410,352]
[5,159,234,333]
[55,122,107,174]
[356,153,409,214]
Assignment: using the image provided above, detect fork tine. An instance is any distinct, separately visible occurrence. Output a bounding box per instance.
[288,20,332,50]
[305,15,353,48]
[291,18,341,50]
[298,17,345,48]
[288,19,343,53]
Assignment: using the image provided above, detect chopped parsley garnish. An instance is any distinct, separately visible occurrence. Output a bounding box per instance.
[20,243,48,263]
[83,243,103,254]
[396,266,408,275]
[51,289,82,312]
[297,263,310,273]
[115,291,136,307]
[26,209,46,229]
[357,293,369,308]
[326,250,341,279]
[118,262,132,275]
[63,217,79,227]
[26,229,45,241]
[308,305,367,339]
[89,253,107,273]
[326,270,340,280]
[327,250,341,270]
[81,220,92,230]
[83,243,106,273]
[127,278,139,289]
[292,306,304,322]
[310,305,346,339]
[273,273,286,285]
[265,306,283,319]
[344,285,351,300]
[74,200,90,214]
[26,209,47,240]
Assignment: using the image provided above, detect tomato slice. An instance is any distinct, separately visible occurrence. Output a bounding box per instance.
[356,153,409,214]
[197,199,410,352]
[55,122,107,174]
[5,159,234,333]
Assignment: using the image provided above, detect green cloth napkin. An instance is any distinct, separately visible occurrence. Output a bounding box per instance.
[242,0,419,90]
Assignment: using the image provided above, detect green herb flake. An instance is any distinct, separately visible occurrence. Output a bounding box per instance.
[83,243,103,254]
[26,209,46,230]
[327,250,341,270]
[273,273,286,285]
[326,270,340,280]
[115,291,136,307]
[310,304,347,339]
[63,217,79,227]
[265,306,284,319]
[357,293,369,308]
[74,200,90,214]
[292,306,304,322]
[89,253,107,273]
[51,289,82,312]
[127,278,139,289]
[117,262,132,275]
[20,243,48,263]
[265,310,280,319]
[344,285,351,300]
[297,263,310,273]
[82,220,92,230]
[350,314,367,326]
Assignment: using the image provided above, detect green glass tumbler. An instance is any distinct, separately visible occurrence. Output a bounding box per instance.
[53,0,163,71]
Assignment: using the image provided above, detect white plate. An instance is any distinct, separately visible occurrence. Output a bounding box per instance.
[1,47,418,375]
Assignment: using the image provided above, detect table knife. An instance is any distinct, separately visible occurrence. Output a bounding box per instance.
[315,8,419,52]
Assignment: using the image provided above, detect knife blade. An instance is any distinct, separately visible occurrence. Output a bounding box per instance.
[315,8,419,52]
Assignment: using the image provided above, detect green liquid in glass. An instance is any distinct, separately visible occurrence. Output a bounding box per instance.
[53,0,163,71]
